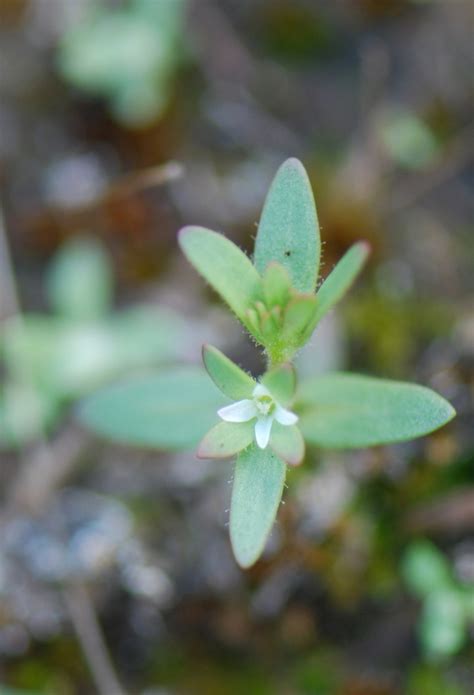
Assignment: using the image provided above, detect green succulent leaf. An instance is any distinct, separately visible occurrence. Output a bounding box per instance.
[52,307,188,398]
[46,238,113,320]
[270,423,305,466]
[103,306,189,371]
[254,158,320,293]
[298,373,455,448]
[230,443,286,568]
[245,307,261,337]
[261,363,296,405]
[311,241,370,329]
[381,111,439,170]
[261,293,318,364]
[420,589,466,658]
[202,344,255,400]
[197,421,254,459]
[179,226,262,331]
[1,315,66,391]
[58,0,185,126]
[1,308,188,401]
[79,366,224,450]
[259,308,281,340]
[0,382,59,448]
[402,541,453,597]
[282,294,318,343]
[262,262,291,308]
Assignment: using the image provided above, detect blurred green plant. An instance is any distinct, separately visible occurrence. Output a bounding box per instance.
[79,158,455,568]
[402,541,474,659]
[0,237,188,447]
[379,110,440,170]
[57,0,187,126]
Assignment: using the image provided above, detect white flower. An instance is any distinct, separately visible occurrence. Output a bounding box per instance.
[217,383,298,450]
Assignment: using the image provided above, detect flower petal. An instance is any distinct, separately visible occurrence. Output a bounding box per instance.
[275,404,298,426]
[255,416,273,449]
[218,399,257,423]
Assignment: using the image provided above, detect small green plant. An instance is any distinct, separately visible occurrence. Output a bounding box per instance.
[80,158,455,567]
[57,0,186,126]
[402,541,474,660]
[0,237,187,447]
[379,109,440,170]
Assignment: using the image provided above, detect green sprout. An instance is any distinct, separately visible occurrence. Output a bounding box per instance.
[0,237,188,447]
[402,541,474,660]
[57,0,186,126]
[80,158,455,568]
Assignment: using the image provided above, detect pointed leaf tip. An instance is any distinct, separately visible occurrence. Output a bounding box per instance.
[299,373,456,449]
[308,241,370,332]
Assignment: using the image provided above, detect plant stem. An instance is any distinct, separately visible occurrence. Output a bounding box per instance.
[64,582,128,695]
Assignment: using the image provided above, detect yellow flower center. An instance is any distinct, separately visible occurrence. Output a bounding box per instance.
[255,394,275,417]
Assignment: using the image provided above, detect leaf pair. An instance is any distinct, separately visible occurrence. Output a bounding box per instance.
[198,345,304,467]
[0,238,189,448]
[179,159,370,363]
[198,344,307,567]
[78,363,455,568]
[402,541,474,658]
[80,368,455,454]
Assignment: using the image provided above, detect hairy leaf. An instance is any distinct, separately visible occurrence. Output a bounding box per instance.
[261,363,296,405]
[298,373,455,448]
[254,158,320,292]
[282,294,318,345]
[79,366,224,450]
[197,421,254,459]
[310,242,369,329]
[202,344,254,399]
[270,423,305,466]
[230,444,286,568]
[179,226,261,329]
[262,262,291,308]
